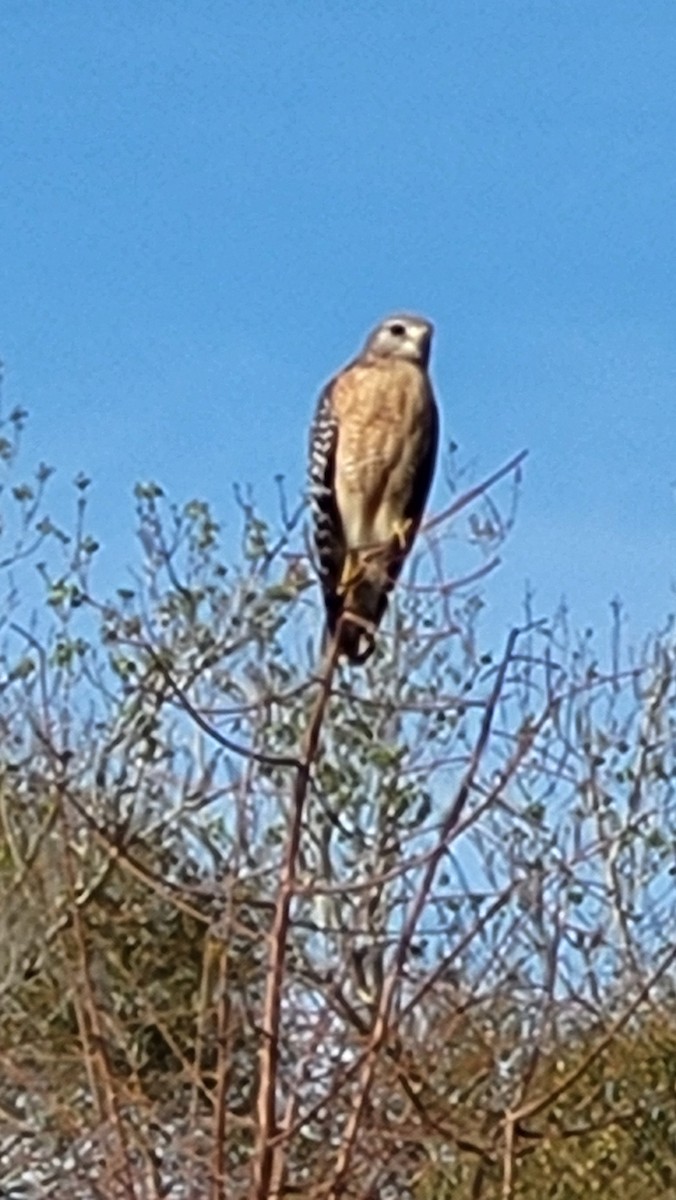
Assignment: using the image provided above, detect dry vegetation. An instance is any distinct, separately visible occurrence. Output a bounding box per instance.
[0,401,675,1199]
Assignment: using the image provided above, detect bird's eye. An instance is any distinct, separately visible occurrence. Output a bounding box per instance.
[389,323,406,337]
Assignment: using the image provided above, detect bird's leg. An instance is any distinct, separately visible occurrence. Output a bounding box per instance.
[337,550,364,595]
[339,529,401,595]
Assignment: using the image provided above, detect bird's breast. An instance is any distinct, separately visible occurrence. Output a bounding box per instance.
[331,360,432,547]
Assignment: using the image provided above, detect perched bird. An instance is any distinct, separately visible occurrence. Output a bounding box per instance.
[309,314,439,663]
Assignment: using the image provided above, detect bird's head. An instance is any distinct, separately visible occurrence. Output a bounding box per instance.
[362,314,434,369]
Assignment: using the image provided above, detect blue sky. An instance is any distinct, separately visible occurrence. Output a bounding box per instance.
[1,1,675,644]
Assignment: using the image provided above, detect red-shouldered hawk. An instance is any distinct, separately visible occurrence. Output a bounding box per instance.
[309,314,439,664]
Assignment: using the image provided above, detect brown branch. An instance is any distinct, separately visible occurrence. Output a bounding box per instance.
[501,1113,517,1200]
[423,449,528,535]
[55,780,138,1199]
[509,935,676,1126]
[24,743,209,926]
[250,636,340,1200]
[325,628,521,1199]
[391,624,520,969]
[211,940,231,1200]
[150,652,303,770]
[402,555,501,594]
[399,882,519,1021]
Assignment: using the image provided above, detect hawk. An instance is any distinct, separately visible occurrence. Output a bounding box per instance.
[309,314,439,663]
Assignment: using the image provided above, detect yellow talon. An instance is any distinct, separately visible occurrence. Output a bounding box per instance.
[391,517,413,551]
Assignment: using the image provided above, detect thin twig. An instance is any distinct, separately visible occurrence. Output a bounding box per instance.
[510,936,676,1126]
[325,629,521,1199]
[423,449,528,534]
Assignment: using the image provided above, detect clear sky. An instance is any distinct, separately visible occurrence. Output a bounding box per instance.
[2,1,675,644]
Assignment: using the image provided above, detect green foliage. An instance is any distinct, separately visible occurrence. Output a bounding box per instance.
[0,409,675,1197]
